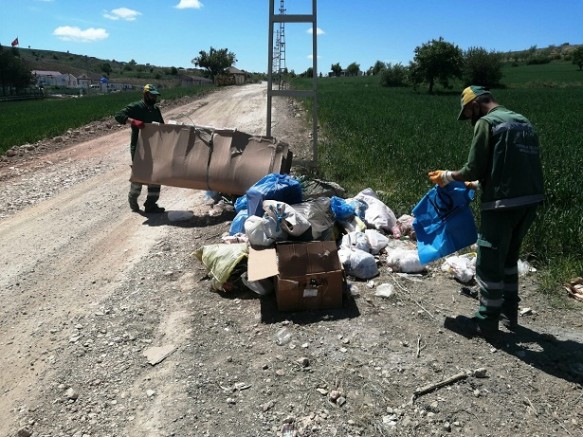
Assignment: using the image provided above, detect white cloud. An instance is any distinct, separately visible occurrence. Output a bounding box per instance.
[104,8,141,21]
[175,0,203,9]
[307,27,325,35]
[53,26,109,42]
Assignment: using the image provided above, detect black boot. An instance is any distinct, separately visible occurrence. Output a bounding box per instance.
[129,196,140,212]
[144,203,165,213]
[500,308,518,330]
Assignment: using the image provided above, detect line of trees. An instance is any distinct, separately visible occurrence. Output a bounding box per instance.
[378,37,504,92]
[333,39,583,93]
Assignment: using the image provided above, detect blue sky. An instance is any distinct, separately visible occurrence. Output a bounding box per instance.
[2,0,582,74]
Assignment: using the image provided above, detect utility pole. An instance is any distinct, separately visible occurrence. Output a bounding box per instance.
[267,0,318,163]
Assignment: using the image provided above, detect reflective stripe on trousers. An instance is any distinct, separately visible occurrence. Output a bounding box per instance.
[475,206,537,323]
[129,182,161,205]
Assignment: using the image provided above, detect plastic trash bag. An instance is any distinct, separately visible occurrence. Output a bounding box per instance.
[229,208,249,235]
[193,243,248,291]
[263,200,311,237]
[246,173,302,217]
[241,272,274,296]
[441,253,476,283]
[330,196,356,221]
[365,229,390,254]
[338,247,379,279]
[386,248,425,273]
[413,182,477,265]
[244,215,286,248]
[234,195,248,213]
[340,231,371,253]
[290,197,335,240]
[353,188,399,236]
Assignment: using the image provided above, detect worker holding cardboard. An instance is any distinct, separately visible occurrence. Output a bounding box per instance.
[429,85,544,337]
[115,84,166,213]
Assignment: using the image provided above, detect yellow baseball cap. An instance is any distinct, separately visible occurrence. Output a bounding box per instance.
[143,84,160,95]
[458,85,491,120]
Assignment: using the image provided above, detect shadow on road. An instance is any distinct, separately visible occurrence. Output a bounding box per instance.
[445,317,583,385]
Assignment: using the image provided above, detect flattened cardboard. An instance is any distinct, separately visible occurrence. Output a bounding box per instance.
[247,247,278,281]
[130,124,292,195]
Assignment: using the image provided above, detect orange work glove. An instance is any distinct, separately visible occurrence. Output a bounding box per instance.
[130,119,145,129]
[428,170,454,187]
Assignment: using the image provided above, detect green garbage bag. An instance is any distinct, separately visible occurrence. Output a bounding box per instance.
[194,243,248,291]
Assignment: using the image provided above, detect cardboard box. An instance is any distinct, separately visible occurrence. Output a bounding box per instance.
[248,241,345,311]
[130,124,293,195]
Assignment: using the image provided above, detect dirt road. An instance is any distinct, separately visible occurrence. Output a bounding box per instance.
[1,83,582,437]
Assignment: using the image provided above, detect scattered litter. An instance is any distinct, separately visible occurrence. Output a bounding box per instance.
[520,307,533,316]
[442,253,476,283]
[565,277,583,302]
[143,344,177,366]
[374,283,395,298]
[518,259,537,276]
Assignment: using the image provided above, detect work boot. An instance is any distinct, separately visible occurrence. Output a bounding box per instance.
[129,196,140,212]
[444,315,498,339]
[500,309,518,330]
[144,203,165,213]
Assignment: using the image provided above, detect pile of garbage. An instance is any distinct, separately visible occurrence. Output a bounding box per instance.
[195,173,430,295]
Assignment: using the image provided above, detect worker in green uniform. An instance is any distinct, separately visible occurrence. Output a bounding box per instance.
[115,84,166,213]
[429,85,544,337]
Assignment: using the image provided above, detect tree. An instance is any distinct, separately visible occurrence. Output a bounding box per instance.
[346,62,360,76]
[100,62,112,76]
[0,45,33,94]
[371,60,386,75]
[379,63,408,87]
[411,37,463,93]
[571,46,583,71]
[331,62,342,77]
[462,47,503,87]
[192,47,237,80]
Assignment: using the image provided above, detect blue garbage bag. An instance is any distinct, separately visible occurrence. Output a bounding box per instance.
[246,173,302,217]
[412,182,477,265]
[234,195,248,213]
[229,208,249,235]
[330,196,356,221]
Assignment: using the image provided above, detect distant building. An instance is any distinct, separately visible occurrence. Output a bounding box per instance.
[179,74,213,87]
[32,70,79,88]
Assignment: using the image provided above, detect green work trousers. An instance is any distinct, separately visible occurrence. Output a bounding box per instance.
[474,206,538,325]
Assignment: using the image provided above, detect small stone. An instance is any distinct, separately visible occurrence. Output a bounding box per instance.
[146,389,156,397]
[65,387,79,400]
[17,428,33,437]
[296,357,310,368]
[316,388,328,395]
[443,422,451,432]
[473,389,481,397]
[473,368,488,378]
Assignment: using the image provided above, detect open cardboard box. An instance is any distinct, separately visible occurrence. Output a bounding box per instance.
[248,241,345,311]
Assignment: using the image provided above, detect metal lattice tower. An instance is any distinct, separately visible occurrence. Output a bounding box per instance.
[267,0,318,163]
[272,0,287,88]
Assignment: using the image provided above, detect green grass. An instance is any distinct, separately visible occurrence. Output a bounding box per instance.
[292,64,583,294]
[501,60,583,87]
[0,86,213,153]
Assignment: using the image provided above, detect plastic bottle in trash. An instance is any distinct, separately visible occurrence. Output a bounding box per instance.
[275,328,292,346]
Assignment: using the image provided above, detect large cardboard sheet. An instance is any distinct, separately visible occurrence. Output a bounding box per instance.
[130,123,292,195]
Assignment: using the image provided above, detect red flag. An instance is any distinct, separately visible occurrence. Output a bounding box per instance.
[11,37,19,47]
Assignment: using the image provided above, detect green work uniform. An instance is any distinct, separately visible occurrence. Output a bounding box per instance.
[459,106,544,327]
[115,100,165,208]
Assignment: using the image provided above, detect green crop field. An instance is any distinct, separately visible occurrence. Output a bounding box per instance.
[0,86,213,153]
[293,61,583,293]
